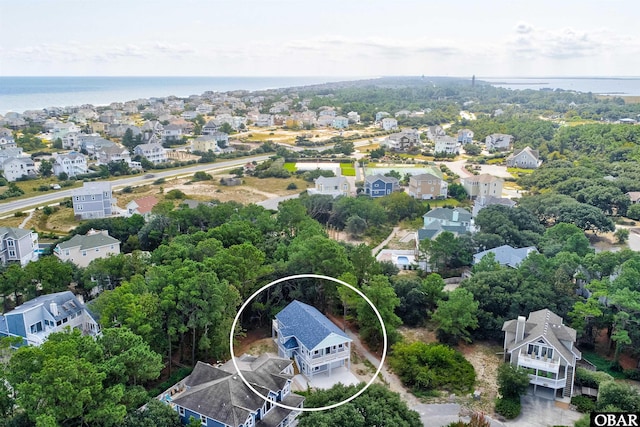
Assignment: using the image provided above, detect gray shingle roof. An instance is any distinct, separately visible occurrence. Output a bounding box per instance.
[365,174,399,185]
[423,207,472,222]
[275,300,351,350]
[0,226,32,240]
[473,245,537,268]
[57,231,120,251]
[171,355,303,427]
[2,291,84,321]
[502,309,581,364]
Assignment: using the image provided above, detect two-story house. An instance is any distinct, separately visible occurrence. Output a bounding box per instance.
[461,174,504,199]
[364,174,399,198]
[72,182,115,220]
[97,144,131,165]
[54,229,121,268]
[381,117,398,131]
[134,142,168,164]
[434,135,459,155]
[52,152,88,177]
[408,170,448,200]
[383,130,421,151]
[332,116,349,129]
[0,227,39,266]
[1,157,37,182]
[0,291,100,347]
[162,124,183,143]
[161,354,304,427]
[473,245,538,268]
[457,129,474,144]
[191,135,223,153]
[418,207,473,242]
[485,133,513,151]
[308,176,351,197]
[502,309,582,399]
[506,146,542,169]
[273,300,352,379]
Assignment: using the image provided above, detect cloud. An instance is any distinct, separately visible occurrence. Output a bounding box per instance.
[507,23,640,60]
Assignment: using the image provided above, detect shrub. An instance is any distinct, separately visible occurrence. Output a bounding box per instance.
[165,189,186,200]
[153,178,166,185]
[625,369,640,381]
[13,211,26,217]
[121,186,133,193]
[286,182,298,190]
[495,397,521,419]
[574,367,614,388]
[571,395,596,413]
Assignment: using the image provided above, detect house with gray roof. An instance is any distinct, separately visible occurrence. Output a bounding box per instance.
[502,309,582,399]
[364,174,399,198]
[485,133,513,151]
[1,157,37,182]
[54,229,120,268]
[472,195,516,217]
[52,151,88,177]
[0,227,39,266]
[0,291,100,347]
[160,354,304,427]
[273,300,352,379]
[473,245,537,268]
[308,176,351,197]
[506,146,542,169]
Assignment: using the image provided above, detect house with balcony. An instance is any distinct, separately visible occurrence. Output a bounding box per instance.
[52,152,88,177]
[381,117,398,131]
[485,133,513,151]
[364,174,399,198]
[308,176,351,197]
[0,227,39,266]
[160,354,304,427]
[408,170,448,200]
[0,291,100,347]
[434,135,459,155]
[273,300,352,379]
[458,129,474,144]
[1,157,37,182]
[72,182,115,219]
[461,174,504,200]
[134,142,168,164]
[96,144,131,165]
[502,309,582,398]
[54,229,121,268]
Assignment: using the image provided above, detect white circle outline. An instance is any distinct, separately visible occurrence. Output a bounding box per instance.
[229,273,388,412]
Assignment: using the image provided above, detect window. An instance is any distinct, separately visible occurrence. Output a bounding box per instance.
[91,195,95,200]
[95,247,100,252]
[200,415,206,425]
[81,196,85,201]
[178,406,185,416]
[7,240,14,247]
[30,322,43,334]
[56,320,62,326]
[62,317,68,324]
[8,250,15,258]
[77,205,83,210]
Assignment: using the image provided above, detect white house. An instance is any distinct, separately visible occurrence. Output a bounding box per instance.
[2,157,37,182]
[461,174,504,199]
[52,152,88,177]
[332,116,349,129]
[434,135,459,155]
[485,134,513,151]
[273,300,352,379]
[133,142,168,164]
[381,117,398,131]
[307,176,351,197]
[506,146,542,169]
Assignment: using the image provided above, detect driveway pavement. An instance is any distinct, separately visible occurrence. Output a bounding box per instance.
[502,394,582,427]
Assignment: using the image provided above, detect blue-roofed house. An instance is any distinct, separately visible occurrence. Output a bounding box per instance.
[272,300,352,379]
[0,291,100,347]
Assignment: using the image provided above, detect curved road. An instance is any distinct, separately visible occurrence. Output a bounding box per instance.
[0,154,272,213]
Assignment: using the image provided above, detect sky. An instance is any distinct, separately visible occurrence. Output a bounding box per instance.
[1,0,639,77]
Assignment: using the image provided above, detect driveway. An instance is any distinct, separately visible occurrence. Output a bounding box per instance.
[502,394,582,427]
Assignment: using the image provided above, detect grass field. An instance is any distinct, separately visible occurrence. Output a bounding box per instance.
[283,162,297,172]
[340,163,356,176]
[507,167,535,175]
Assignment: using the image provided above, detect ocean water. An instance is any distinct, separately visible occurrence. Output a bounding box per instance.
[482,77,640,96]
[0,76,358,114]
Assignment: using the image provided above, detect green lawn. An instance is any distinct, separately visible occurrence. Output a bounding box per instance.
[283,162,297,172]
[340,163,356,176]
[581,350,627,379]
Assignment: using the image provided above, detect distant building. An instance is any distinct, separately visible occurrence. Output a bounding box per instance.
[364,174,399,198]
[473,245,537,268]
[408,171,448,200]
[417,207,473,243]
[52,152,88,177]
[472,195,516,217]
[54,229,121,268]
[382,129,421,151]
[162,124,183,143]
[332,116,349,129]
[0,227,39,266]
[381,117,398,131]
[485,134,513,151]
[434,135,459,155]
[72,182,115,220]
[96,144,131,165]
[347,111,360,124]
[125,196,159,220]
[375,111,390,122]
[191,134,227,153]
[308,176,351,197]
[461,174,504,199]
[0,291,100,347]
[1,157,37,182]
[506,146,542,169]
[457,129,474,144]
[133,142,168,164]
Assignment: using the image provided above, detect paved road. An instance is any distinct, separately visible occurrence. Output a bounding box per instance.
[0,155,272,213]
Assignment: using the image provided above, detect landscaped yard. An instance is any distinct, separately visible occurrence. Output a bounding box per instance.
[340,163,356,176]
